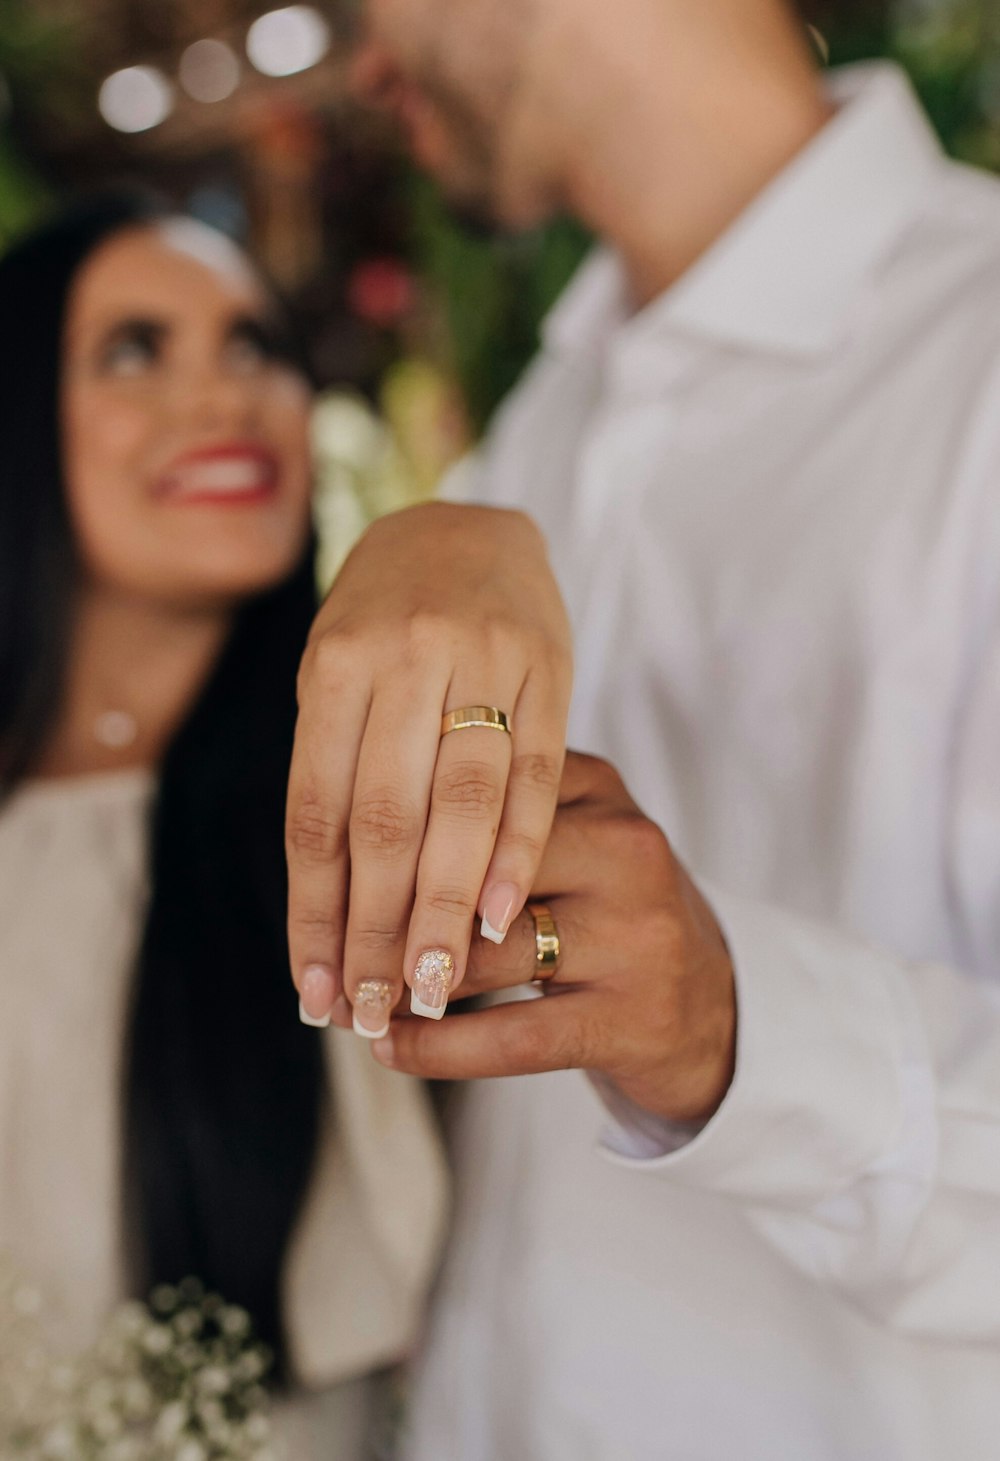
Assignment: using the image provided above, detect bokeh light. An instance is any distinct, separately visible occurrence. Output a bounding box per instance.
[246,6,331,79]
[98,66,174,133]
[178,39,241,104]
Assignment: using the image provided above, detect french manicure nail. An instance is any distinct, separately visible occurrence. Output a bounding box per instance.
[300,964,336,1025]
[352,979,394,1040]
[411,949,454,1020]
[299,999,331,1029]
[481,882,519,945]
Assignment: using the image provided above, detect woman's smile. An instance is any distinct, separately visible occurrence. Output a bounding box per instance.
[152,441,282,506]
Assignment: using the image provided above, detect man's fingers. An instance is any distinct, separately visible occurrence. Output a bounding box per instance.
[556,749,634,807]
[374,990,608,1081]
[451,899,585,998]
[285,657,370,1024]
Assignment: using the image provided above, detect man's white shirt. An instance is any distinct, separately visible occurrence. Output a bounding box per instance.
[405,63,1000,1460]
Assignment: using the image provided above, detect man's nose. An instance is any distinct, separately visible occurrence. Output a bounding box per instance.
[348,36,403,106]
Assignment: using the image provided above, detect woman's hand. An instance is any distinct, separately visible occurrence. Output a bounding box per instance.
[287,502,573,1034]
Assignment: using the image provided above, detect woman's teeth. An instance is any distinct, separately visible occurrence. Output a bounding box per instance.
[170,458,273,495]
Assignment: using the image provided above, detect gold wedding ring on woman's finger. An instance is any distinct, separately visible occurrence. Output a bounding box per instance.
[441,706,513,737]
[528,902,560,981]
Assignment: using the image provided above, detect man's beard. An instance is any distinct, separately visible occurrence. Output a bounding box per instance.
[413,78,515,237]
[436,186,509,240]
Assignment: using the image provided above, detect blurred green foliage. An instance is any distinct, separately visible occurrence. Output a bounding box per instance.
[410,177,590,432]
[890,0,1000,170]
[0,0,69,247]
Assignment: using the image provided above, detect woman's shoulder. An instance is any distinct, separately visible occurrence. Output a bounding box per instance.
[0,767,155,940]
[2,766,156,823]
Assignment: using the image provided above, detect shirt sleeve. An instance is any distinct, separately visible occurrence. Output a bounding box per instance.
[601,890,1000,1343]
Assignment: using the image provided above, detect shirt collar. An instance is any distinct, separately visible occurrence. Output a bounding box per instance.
[543,61,947,362]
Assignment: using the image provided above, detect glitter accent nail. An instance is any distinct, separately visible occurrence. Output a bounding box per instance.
[411,949,454,1020]
[353,979,395,1040]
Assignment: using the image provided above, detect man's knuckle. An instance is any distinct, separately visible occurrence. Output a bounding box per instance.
[629,813,671,860]
[592,754,626,795]
[504,506,542,545]
[607,808,667,863]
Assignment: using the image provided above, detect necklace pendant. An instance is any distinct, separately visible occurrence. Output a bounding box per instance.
[93,710,139,750]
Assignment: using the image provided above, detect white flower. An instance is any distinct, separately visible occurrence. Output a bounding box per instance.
[172,1307,203,1340]
[141,1324,173,1357]
[0,1257,275,1460]
[154,1398,190,1442]
[39,1420,79,1458]
[120,1376,154,1419]
[219,1306,252,1341]
[149,1284,179,1315]
[195,1365,231,1397]
[175,1441,208,1461]
[110,1301,149,1339]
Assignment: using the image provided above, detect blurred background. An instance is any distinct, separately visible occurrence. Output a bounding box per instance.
[1,0,998,569]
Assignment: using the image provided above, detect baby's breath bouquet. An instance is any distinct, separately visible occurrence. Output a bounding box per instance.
[0,1262,277,1461]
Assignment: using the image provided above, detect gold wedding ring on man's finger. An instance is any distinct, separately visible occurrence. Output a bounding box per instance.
[528,902,560,981]
[441,706,513,737]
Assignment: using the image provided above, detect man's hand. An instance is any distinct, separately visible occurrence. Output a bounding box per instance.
[286,502,573,1031]
[370,752,737,1124]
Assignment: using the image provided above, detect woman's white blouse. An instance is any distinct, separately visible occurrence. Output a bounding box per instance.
[0,768,448,1456]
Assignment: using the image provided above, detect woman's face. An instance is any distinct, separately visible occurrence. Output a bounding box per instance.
[61,220,314,609]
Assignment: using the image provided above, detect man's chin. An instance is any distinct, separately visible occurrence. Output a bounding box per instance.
[438,192,509,241]
[435,177,552,242]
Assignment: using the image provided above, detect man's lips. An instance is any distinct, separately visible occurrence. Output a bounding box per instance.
[153,444,281,504]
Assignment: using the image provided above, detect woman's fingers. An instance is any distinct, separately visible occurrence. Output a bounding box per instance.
[286,507,574,1033]
[285,639,370,1025]
[340,676,446,1036]
[477,662,570,945]
[402,713,514,1017]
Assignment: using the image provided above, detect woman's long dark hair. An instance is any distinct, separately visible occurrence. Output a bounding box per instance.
[0,193,325,1375]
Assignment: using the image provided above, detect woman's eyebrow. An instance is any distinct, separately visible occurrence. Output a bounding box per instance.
[226,309,282,338]
[88,315,169,350]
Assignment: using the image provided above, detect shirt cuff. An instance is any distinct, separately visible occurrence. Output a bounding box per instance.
[599,886,910,1208]
[590,1069,707,1159]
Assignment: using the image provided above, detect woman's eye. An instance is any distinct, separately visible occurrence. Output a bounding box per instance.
[101,333,158,376]
[225,331,271,374]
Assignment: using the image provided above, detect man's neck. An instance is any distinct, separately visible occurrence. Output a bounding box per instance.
[555,2,833,308]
